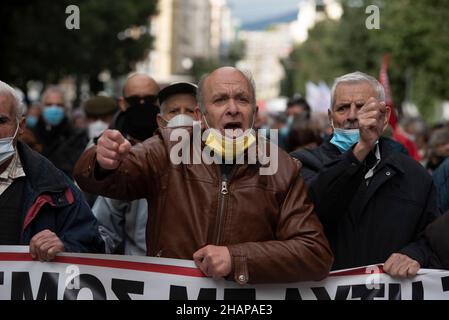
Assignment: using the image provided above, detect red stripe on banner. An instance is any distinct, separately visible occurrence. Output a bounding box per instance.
[330,265,384,277]
[0,253,206,278]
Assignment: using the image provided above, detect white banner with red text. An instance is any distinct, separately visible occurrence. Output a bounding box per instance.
[0,246,448,300]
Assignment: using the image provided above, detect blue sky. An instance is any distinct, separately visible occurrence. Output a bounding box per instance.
[227,0,301,25]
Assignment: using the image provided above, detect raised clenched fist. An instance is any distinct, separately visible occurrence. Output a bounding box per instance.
[96,129,132,170]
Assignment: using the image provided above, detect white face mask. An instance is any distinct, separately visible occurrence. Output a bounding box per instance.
[165,114,194,128]
[88,120,109,139]
[0,124,19,166]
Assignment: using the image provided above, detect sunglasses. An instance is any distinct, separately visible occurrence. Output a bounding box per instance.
[124,95,158,106]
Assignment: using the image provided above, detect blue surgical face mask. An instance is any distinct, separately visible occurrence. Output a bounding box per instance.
[280,115,294,139]
[280,125,289,140]
[0,124,19,166]
[286,115,294,127]
[330,127,360,152]
[26,115,38,128]
[43,105,65,126]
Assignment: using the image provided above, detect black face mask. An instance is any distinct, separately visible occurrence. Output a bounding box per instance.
[123,103,160,141]
[429,155,447,171]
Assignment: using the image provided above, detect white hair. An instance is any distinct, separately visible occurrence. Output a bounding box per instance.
[0,80,26,120]
[330,71,385,109]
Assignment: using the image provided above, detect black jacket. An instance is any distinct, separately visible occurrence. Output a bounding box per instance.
[32,117,88,177]
[425,211,449,269]
[432,157,449,213]
[291,137,439,270]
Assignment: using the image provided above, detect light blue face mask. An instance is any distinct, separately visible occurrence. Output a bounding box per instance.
[43,105,65,126]
[279,126,289,139]
[330,127,360,152]
[280,115,294,140]
[0,124,19,166]
[26,115,38,128]
[286,115,294,127]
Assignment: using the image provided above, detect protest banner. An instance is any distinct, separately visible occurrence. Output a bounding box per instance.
[1,246,448,300]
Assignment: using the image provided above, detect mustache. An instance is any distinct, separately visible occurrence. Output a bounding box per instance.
[342,120,359,129]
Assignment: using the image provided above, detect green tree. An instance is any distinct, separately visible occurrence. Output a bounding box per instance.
[0,0,157,95]
[379,0,449,120]
[282,1,385,96]
[282,0,449,121]
[281,19,343,97]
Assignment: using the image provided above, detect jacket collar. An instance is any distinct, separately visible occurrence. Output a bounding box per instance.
[376,137,406,175]
[321,137,406,175]
[16,141,68,194]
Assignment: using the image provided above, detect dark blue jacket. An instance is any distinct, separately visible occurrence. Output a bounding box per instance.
[16,141,104,253]
[432,157,449,213]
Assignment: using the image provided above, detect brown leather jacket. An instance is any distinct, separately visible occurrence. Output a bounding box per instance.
[74,128,333,284]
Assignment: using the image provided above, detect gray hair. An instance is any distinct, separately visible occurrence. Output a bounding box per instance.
[197,68,257,113]
[330,71,385,109]
[159,96,197,115]
[429,127,449,151]
[0,80,26,121]
[41,85,66,105]
[160,101,167,115]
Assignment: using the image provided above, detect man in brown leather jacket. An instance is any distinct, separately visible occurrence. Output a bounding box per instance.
[74,67,333,284]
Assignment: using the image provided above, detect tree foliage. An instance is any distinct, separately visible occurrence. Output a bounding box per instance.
[282,0,449,120]
[0,0,157,93]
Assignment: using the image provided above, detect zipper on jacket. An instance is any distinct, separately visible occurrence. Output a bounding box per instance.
[215,166,236,245]
[221,181,229,195]
[215,178,228,245]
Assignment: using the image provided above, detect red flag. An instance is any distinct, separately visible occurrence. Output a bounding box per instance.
[380,54,421,161]
[379,54,398,129]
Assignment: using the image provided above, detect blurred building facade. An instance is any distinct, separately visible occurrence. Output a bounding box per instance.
[237,25,292,101]
[237,0,342,101]
[291,0,343,44]
[137,0,236,84]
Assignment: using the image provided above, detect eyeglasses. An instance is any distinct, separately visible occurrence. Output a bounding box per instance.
[124,95,158,106]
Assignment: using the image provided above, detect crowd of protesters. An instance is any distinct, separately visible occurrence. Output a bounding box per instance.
[1,67,449,284]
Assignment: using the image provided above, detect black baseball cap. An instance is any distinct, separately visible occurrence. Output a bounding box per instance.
[158,82,197,106]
